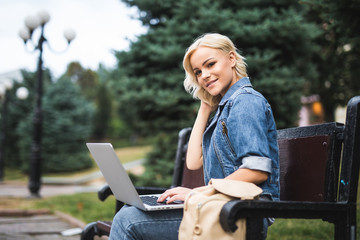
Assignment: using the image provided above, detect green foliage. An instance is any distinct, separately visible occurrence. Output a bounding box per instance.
[130,132,178,187]
[65,62,99,101]
[16,76,94,173]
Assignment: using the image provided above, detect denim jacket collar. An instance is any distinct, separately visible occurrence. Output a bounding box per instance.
[219,77,252,106]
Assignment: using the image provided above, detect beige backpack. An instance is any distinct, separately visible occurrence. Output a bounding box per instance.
[178,178,263,240]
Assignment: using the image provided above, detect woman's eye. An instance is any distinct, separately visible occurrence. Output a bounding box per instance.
[194,70,201,76]
[208,62,215,67]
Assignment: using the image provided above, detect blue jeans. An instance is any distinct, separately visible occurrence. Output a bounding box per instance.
[109,205,183,240]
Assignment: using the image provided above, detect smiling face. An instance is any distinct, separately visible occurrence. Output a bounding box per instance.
[190,47,237,97]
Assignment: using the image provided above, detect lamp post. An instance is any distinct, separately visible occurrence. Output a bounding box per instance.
[0,83,29,182]
[19,10,76,198]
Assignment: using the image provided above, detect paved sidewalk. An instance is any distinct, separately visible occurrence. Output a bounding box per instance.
[0,181,103,199]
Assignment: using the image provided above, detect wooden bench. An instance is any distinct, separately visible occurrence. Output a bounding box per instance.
[81,96,360,240]
[220,96,360,239]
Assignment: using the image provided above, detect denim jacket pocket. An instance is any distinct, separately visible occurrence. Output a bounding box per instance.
[220,120,236,156]
[210,120,238,177]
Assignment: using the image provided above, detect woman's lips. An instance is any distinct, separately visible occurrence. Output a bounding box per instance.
[206,79,217,88]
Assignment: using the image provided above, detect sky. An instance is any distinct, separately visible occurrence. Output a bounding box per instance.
[0,0,147,78]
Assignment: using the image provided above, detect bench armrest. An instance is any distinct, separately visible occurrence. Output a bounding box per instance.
[98,185,113,201]
[220,200,349,233]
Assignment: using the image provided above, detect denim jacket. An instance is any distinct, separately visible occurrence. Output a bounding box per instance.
[202,77,280,200]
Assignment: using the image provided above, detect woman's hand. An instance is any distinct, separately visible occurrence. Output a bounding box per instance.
[157,187,191,204]
[199,100,217,115]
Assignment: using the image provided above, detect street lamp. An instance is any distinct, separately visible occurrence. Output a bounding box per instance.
[0,82,29,182]
[19,10,76,198]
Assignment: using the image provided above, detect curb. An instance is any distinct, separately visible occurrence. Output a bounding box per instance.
[55,210,87,228]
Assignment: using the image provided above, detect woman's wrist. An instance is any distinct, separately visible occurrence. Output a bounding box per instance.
[199,101,215,117]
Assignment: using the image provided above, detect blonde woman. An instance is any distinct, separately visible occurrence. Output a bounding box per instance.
[109,33,279,240]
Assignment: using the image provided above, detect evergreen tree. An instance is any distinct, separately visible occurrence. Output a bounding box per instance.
[16,77,94,173]
[92,80,113,139]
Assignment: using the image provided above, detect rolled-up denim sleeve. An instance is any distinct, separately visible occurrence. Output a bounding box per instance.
[239,156,272,173]
[227,93,274,174]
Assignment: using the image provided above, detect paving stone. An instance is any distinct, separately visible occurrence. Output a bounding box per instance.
[0,215,82,240]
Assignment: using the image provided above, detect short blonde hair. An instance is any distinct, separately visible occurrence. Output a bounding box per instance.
[183,33,248,106]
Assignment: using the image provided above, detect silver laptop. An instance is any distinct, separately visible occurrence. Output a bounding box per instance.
[86,143,184,211]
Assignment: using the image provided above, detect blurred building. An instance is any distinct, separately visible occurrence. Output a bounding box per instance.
[298,95,324,126]
[298,94,346,126]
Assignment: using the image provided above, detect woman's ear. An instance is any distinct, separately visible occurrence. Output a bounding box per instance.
[229,51,236,67]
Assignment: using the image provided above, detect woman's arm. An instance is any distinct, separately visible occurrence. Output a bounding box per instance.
[157,102,216,204]
[186,101,215,170]
[225,168,268,185]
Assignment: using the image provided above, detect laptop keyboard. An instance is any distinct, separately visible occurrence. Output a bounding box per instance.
[140,195,165,206]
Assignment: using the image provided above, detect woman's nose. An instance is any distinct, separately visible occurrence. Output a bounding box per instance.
[201,69,210,80]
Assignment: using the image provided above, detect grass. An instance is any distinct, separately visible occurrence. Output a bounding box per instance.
[34,192,117,222]
[267,219,334,239]
[3,168,28,181]
[113,145,152,163]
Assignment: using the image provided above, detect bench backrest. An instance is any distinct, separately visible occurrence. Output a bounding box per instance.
[171,127,204,189]
[277,123,344,202]
[278,96,360,204]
